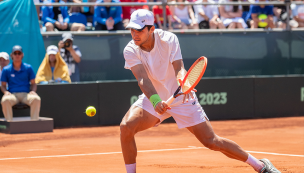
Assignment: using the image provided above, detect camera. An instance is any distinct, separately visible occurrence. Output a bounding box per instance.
[64,40,72,48]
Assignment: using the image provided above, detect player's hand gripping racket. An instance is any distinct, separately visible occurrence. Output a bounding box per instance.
[166,56,208,106]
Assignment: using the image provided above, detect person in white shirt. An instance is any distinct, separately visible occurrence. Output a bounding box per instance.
[120,9,280,173]
[0,52,10,81]
[292,0,304,28]
[219,0,248,29]
[194,0,225,29]
[171,0,199,29]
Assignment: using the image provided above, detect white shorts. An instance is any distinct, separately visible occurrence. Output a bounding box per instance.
[222,17,248,28]
[133,93,209,129]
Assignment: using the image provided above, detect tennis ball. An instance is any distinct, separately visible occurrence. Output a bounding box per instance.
[86,106,96,117]
[258,14,268,28]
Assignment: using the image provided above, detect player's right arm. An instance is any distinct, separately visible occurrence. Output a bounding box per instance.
[130,64,171,114]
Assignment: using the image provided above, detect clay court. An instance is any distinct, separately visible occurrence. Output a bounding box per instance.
[0,116,303,173]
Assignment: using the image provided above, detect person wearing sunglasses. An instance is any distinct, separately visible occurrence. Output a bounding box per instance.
[0,45,41,121]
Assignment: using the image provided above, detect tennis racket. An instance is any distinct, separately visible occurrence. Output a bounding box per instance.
[166,56,208,106]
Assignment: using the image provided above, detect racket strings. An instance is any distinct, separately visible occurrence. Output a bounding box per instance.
[182,60,205,92]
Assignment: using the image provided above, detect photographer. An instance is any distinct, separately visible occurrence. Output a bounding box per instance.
[58,33,81,82]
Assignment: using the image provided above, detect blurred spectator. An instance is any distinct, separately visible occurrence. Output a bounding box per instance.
[58,33,81,82]
[94,0,124,30]
[219,0,247,29]
[153,0,173,30]
[121,0,149,28]
[0,52,10,81]
[171,0,198,29]
[42,0,86,31]
[273,0,296,29]
[247,0,274,29]
[70,0,96,23]
[194,0,224,29]
[36,45,71,84]
[1,45,41,121]
[292,0,304,28]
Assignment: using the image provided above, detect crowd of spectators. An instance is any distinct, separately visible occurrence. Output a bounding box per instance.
[0,33,81,121]
[34,0,304,31]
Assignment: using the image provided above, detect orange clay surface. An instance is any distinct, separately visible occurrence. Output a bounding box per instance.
[0,117,303,173]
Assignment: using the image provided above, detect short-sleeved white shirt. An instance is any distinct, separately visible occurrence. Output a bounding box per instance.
[124,29,182,101]
[292,4,304,20]
[194,0,219,23]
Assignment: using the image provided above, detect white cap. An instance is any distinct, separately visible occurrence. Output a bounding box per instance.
[47,45,58,55]
[0,52,9,60]
[126,9,154,31]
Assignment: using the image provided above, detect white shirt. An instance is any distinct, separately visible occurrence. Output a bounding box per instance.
[124,29,182,100]
[219,0,242,13]
[292,4,304,20]
[194,0,219,23]
[219,0,242,20]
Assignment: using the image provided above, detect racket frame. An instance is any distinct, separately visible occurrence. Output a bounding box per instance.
[166,56,208,106]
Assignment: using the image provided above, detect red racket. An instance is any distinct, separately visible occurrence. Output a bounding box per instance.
[166,56,208,106]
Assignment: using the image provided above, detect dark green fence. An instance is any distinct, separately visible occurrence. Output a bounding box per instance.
[1,76,303,128]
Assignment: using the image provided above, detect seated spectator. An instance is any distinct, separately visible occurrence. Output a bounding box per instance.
[247,0,274,29]
[1,46,41,121]
[94,0,124,30]
[42,0,86,31]
[121,0,149,28]
[0,52,10,80]
[36,45,71,84]
[70,0,96,23]
[292,0,304,28]
[171,0,198,29]
[153,0,173,30]
[194,0,224,29]
[219,0,247,29]
[273,0,297,29]
[58,33,81,82]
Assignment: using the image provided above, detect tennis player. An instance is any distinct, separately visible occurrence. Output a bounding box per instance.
[120,9,280,173]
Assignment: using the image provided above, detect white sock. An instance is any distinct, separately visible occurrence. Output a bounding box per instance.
[245,154,265,172]
[125,163,136,173]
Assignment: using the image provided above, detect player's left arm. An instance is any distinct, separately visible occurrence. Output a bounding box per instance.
[172,59,196,102]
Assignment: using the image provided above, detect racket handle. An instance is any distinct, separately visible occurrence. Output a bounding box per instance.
[165,95,175,106]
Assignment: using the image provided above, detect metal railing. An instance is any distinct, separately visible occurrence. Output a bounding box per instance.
[36,1,304,32]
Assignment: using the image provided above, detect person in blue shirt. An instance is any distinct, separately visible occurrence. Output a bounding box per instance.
[246,0,274,29]
[94,0,124,30]
[42,0,85,31]
[0,45,41,121]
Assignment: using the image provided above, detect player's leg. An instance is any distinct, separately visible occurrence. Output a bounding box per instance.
[120,106,160,168]
[187,121,248,161]
[187,121,280,172]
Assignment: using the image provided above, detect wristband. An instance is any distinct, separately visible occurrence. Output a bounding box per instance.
[149,94,162,108]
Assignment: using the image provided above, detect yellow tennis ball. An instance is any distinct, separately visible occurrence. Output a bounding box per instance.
[86,106,96,117]
[258,14,268,28]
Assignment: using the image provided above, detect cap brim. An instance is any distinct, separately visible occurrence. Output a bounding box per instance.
[126,21,145,31]
[12,50,22,53]
[47,51,57,55]
[63,37,73,42]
